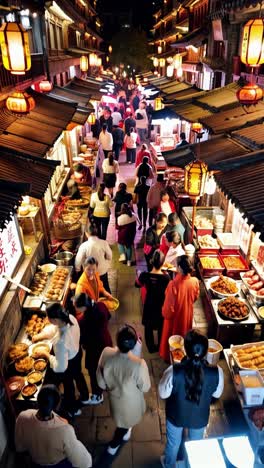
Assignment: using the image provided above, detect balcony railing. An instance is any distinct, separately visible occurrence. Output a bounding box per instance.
[0,53,46,92]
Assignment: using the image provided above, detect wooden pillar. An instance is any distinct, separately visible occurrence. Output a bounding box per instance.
[37,198,51,254]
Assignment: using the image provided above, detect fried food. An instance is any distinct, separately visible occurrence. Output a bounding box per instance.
[199,235,219,249]
[21,383,37,398]
[8,343,28,361]
[234,344,264,370]
[218,297,249,320]
[15,356,34,373]
[25,315,49,339]
[34,359,47,372]
[211,275,238,295]
[200,257,222,269]
[222,256,246,270]
[27,371,43,385]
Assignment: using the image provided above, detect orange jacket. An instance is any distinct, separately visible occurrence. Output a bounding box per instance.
[76,271,105,302]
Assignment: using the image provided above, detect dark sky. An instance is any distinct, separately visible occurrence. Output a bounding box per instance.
[97,0,163,40]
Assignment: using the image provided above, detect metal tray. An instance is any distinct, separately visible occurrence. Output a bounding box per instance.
[43,266,72,302]
[231,341,264,372]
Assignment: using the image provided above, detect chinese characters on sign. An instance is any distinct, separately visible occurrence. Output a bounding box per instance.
[0,217,23,298]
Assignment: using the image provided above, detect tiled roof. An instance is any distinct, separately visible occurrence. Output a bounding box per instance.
[200,103,264,134]
[196,82,241,111]
[171,102,213,122]
[231,123,264,150]
[0,180,30,231]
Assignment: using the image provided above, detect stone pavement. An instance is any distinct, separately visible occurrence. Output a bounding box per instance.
[72,151,248,467]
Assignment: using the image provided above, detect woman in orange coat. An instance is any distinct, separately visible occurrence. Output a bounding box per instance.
[76,256,114,318]
[159,255,200,362]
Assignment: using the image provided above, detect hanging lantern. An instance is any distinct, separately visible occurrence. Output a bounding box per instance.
[192,122,203,133]
[159,58,165,67]
[167,56,173,64]
[154,97,164,111]
[236,84,263,105]
[153,57,159,67]
[184,159,208,199]
[88,112,96,125]
[89,53,97,66]
[106,55,109,63]
[205,175,217,195]
[177,66,183,78]
[32,80,53,93]
[96,57,102,67]
[5,91,35,116]
[241,18,264,67]
[166,65,174,78]
[108,45,112,53]
[158,45,162,54]
[80,55,88,72]
[0,22,31,75]
[173,54,182,70]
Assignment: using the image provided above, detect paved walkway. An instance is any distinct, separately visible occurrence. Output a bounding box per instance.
[72,151,248,467]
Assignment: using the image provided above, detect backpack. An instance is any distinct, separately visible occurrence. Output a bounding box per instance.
[136,111,144,120]
[137,164,150,178]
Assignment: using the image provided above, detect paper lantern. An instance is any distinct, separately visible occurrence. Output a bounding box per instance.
[0,22,31,74]
[32,80,53,93]
[80,55,88,72]
[173,54,182,70]
[153,57,159,67]
[159,58,165,67]
[184,159,208,199]
[96,57,102,67]
[192,122,203,133]
[241,19,264,67]
[6,91,35,116]
[158,45,162,54]
[88,113,96,125]
[167,56,173,64]
[205,176,217,195]
[236,84,263,105]
[89,53,97,66]
[166,65,174,77]
[154,97,163,111]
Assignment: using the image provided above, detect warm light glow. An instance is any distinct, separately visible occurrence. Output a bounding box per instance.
[108,45,112,53]
[186,45,199,53]
[154,97,164,111]
[159,58,165,67]
[166,65,174,77]
[6,91,35,115]
[0,21,31,74]
[177,67,183,77]
[205,176,217,195]
[241,18,264,67]
[184,159,208,199]
[106,55,109,62]
[167,56,173,64]
[88,112,96,125]
[89,52,97,66]
[236,84,263,105]
[173,54,182,70]
[32,80,53,93]
[192,122,203,133]
[96,57,102,67]
[153,57,159,67]
[80,55,88,72]
[158,45,162,54]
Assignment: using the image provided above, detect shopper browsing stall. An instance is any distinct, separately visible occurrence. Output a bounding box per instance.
[89,183,113,240]
[76,256,114,303]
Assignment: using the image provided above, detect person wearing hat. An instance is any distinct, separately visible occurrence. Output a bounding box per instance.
[15,384,92,467]
[32,302,89,417]
[96,324,151,456]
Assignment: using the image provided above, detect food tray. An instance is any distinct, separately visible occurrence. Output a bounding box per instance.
[220,254,249,279]
[217,297,250,322]
[216,233,240,251]
[43,266,72,302]
[198,254,225,278]
[23,296,43,310]
[231,341,264,371]
[208,275,239,299]
[198,247,220,254]
[241,272,264,302]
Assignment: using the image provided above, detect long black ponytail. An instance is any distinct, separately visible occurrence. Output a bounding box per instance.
[183,329,208,405]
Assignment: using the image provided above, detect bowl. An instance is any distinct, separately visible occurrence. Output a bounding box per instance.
[6,376,25,397]
[98,297,119,313]
[258,306,264,319]
[206,339,223,366]
[54,251,73,266]
[39,263,56,274]
[34,359,48,372]
[27,371,43,385]
[21,383,37,399]
[30,342,50,359]
[208,275,239,299]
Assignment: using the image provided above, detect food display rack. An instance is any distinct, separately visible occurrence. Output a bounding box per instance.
[200,271,259,346]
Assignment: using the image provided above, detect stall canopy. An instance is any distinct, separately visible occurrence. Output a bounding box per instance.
[231,123,264,150]
[200,103,264,134]
[0,179,30,231]
[0,150,60,199]
[158,82,191,94]
[162,135,252,170]
[152,107,179,120]
[65,79,102,101]
[214,159,264,241]
[171,101,213,122]
[163,87,205,103]
[0,91,77,156]
[47,86,94,126]
[195,82,242,111]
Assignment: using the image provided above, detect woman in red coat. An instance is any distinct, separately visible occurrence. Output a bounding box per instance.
[117,203,137,266]
[159,255,200,362]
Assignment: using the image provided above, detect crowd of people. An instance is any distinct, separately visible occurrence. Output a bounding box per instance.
[13,94,224,468]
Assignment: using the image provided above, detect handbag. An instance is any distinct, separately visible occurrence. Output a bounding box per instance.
[143,244,152,255]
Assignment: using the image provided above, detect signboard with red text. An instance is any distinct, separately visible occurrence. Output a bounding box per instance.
[0,217,23,299]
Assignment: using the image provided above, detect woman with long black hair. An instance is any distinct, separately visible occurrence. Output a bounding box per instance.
[159,329,224,467]
[89,183,113,239]
[102,151,119,198]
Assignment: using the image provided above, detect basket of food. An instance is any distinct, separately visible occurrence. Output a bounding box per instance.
[65,198,89,210]
[198,235,220,254]
[53,220,82,240]
[198,255,225,277]
[220,254,249,279]
[195,215,214,237]
[217,297,250,322]
[98,297,119,313]
[231,342,264,371]
[25,314,49,339]
[15,356,35,374]
[8,343,29,362]
[208,275,239,299]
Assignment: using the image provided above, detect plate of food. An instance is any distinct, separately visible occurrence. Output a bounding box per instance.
[8,343,29,362]
[6,376,25,397]
[30,342,50,359]
[21,383,38,399]
[15,356,35,374]
[162,262,176,271]
[208,275,239,299]
[98,297,119,313]
[217,297,250,322]
[27,371,43,385]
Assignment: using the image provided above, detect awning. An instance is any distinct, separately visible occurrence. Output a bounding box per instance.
[65,82,102,101]
[231,123,264,150]
[196,82,241,111]
[0,179,31,231]
[163,87,205,103]
[162,135,250,170]
[160,82,192,95]
[200,103,264,134]
[171,102,213,122]
[152,107,179,120]
[0,91,77,156]
[48,85,93,108]
[214,159,264,241]
[0,150,60,199]
[171,28,207,49]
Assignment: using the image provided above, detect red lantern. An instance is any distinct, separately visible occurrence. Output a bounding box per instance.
[31,80,53,93]
[236,84,263,106]
[5,91,35,116]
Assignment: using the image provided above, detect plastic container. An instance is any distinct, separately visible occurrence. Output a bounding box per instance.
[239,370,264,406]
[168,335,184,351]
[198,254,225,278]
[206,339,223,366]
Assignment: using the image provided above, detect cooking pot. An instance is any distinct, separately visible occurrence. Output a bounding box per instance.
[54,251,73,266]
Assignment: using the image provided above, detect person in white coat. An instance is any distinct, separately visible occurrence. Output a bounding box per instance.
[99,123,113,159]
[135,101,148,143]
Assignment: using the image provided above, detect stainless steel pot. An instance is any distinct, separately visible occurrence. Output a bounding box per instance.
[54,251,73,266]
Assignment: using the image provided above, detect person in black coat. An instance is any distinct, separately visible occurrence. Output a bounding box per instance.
[136,250,170,353]
[144,212,168,271]
[134,176,150,230]
[125,113,136,135]
[112,125,124,161]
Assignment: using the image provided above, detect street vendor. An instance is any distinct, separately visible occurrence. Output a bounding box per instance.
[71,163,92,186]
[31,302,89,418]
[65,180,81,200]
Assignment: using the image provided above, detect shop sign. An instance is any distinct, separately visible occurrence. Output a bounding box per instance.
[0,217,23,299]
